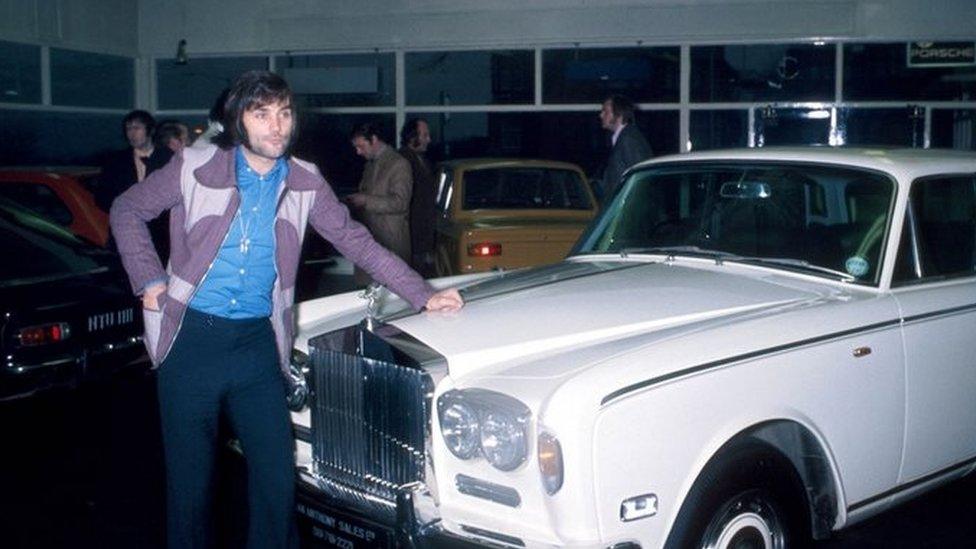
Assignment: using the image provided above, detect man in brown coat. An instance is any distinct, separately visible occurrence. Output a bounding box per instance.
[346,123,413,285]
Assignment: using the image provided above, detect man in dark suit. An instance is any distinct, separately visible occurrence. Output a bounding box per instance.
[599,94,652,203]
[398,118,437,278]
[97,110,173,211]
[98,110,173,259]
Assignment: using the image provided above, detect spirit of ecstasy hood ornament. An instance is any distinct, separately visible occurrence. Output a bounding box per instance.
[360,283,382,330]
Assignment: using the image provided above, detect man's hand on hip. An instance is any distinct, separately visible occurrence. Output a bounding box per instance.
[143,283,167,311]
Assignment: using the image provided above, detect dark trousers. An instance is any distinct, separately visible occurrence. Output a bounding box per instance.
[157,308,297,549]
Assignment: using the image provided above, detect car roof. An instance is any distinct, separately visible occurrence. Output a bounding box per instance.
[437,158,585,172]
[638,147,976,181]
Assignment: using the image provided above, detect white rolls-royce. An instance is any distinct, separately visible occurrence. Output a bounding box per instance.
[286,147,976,549]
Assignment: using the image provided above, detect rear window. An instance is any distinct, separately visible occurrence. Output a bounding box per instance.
[0,182,74,226]
[462,167,591,210]
[0,205,105,286]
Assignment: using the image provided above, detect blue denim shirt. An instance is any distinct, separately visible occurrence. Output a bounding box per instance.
[189,147,287,318]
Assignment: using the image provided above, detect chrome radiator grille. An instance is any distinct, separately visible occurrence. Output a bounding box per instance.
[309,344,430,502]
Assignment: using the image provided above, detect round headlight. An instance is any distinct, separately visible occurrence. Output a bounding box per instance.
[480,410,528,471]
[440,402,480,459]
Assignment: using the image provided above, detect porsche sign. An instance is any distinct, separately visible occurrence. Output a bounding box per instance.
[907,41,976,67]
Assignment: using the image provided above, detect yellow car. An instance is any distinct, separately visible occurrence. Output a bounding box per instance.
[433,158,598,275]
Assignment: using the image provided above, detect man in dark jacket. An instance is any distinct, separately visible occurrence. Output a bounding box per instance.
[599,94,652,203]
[399,118,437,277]
[97,110,172,211]
[99,110,173,260]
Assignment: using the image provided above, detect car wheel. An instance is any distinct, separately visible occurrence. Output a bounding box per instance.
[664,442,810,549]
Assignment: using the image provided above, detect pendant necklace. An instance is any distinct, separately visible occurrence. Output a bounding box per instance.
[238,211,251,254]
[238,184,266,255]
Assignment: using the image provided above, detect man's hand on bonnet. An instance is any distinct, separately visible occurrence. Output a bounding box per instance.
[425,288,464,313]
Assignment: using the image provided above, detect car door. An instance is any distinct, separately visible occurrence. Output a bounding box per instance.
[891,173,976,481]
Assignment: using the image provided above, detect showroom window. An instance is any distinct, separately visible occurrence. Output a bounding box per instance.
[754,107,832,147]
[0,109,121,165]
[0,40,42,105]
[690,110,749,151]
[542,47,679,103]
[157,56,268,110]
[276,53,395,108]
[931,109,976,150]
[413,112,534,160]
[840,108,925,147]
[411,111,677,180]
[844,43,976,101]
[691,43,835,103]
[406,50,533,106]
[51,48,134,109]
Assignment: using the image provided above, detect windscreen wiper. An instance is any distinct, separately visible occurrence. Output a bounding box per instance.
[618,246,742,263]
[732,257,856,282]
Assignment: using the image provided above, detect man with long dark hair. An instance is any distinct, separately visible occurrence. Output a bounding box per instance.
[110,70,462,549]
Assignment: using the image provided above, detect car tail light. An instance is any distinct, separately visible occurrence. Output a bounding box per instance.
[18,323,71,346]
[468,242,502,257]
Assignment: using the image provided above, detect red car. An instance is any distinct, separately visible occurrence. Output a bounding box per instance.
[0,167,110,246]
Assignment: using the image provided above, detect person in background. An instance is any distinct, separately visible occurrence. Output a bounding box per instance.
[155,120,190,154]
[346,123,413,286]
[192,88,230,149]
[96,110,173,212]
[110,70,463,549]
[399,118,437,277]
[599,94,652,202]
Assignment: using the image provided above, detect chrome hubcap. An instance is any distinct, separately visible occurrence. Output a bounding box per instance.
[701,490,785,549]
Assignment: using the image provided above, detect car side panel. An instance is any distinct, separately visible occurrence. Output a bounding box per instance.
[590,309,904,547]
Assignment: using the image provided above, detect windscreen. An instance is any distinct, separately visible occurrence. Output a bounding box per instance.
[575,162,895,284]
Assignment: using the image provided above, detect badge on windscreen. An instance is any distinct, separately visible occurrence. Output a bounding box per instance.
[845,256,870,278]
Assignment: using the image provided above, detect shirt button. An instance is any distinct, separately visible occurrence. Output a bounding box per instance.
[230,298,237,305]
[239,268,246,275]
[252,206,258,212]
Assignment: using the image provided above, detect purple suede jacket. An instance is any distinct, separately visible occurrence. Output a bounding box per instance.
[110,144,434,375]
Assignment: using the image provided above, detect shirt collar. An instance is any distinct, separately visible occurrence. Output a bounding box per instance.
[235,146,288,188]
[611,124,626,147]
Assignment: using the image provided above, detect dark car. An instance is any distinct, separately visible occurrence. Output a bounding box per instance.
[0,198,145,401]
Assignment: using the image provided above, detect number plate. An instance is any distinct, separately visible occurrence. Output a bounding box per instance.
[296,493,395,549]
